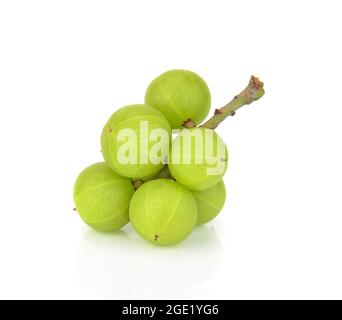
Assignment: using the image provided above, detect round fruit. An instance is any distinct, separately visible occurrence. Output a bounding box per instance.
[168,127,228,191]
[101,104,171,179]
[145,69,211,128]
[73,162,134,232]
[129,179,198,246]
[192,180,226,225]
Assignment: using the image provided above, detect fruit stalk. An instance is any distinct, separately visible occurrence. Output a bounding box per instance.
[201,76,265,129]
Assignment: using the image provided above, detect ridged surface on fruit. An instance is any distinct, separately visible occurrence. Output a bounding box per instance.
[145,70,211,128]
[193,180,226,225]
[129,179,198,245]
[101,104,171,179]
[168,127,228,190]
[73,162,135,231]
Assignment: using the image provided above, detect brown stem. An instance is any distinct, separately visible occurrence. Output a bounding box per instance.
[201,76,265,129]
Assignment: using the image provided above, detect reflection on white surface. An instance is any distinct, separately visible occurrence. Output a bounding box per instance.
[75,225,223,299]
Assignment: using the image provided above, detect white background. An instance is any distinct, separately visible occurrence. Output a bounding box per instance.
[0,0,341,300]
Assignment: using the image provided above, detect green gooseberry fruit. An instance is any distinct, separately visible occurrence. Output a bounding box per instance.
[168,127,228,191]
[129,179,198,246]
[192,180,226,225]
[101,104,171,179]
[145,69,211,128]
[73,162,135,232]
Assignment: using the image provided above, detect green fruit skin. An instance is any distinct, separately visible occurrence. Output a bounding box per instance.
[101,104,171,179]
[193,180,226,225]
[145,70,211,128]
[168,127,228,191]
[73,162,135,232]
[129,179,198,246]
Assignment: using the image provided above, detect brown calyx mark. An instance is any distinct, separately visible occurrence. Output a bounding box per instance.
[182,118,196,128]
[131,179,144,190]
[108,128,113,133]
[154,235,159,241]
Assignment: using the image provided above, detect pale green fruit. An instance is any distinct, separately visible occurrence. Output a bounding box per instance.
[101,104,171,179]
[168,127,228,191]
[193,180,226,225]
[145,70,211,128]
[129,179,198,246]
[73,162,134,232]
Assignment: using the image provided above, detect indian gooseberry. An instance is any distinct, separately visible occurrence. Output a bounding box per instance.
[101,104,171,179]
[145,69,211,128]
[73,162,135,232]
[168,127,228,191]
[129,179,198,246]
[192,180,226,225]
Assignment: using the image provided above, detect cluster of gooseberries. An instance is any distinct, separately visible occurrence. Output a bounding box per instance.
[73,70,264,245]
